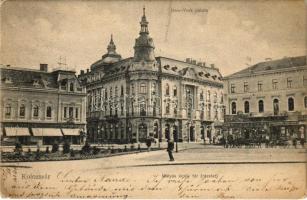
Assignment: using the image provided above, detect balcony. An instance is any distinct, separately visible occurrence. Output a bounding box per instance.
[224,114,288,123]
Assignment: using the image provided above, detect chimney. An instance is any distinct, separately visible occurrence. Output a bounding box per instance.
[197,62,202,66]
[86,69,89,73]
[192,60,197,65]
[80,70,84,75]
[40,64,48,72]
[210,64,215,68]
[186,58,191,63]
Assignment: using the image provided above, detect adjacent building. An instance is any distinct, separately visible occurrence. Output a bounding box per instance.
[223,56,307,141]
[0,64,87,145]
[78,8,224,144]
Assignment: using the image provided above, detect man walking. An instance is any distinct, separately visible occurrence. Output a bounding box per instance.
[167,139,175,161]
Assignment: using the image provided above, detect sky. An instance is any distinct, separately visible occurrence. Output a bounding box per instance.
[0,0,306,76]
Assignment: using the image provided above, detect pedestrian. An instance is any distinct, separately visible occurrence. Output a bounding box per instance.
[167,139,175,161]
[300,131,305,148]
[265,134,270,148]
[146,136,152,151]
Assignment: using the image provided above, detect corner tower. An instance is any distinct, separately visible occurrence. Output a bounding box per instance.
[133,7,155,62]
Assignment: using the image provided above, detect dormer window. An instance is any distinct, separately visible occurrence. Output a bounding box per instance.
[61,80,67,90]
[4,77,12,84]
[33,79,40,87]
[69,83,74,92]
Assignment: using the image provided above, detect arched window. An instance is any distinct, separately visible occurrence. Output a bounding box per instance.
[173,103,177,115]
[19,104,26,118]
[288,97,294,111]
[166,83,170,96]
[258,100,264,113]
[214,92,217,103]
[69,83,74,92]
[33,105,39,118]
[231,102,236,114]
[173,86,177,96]
[5,104,11,118]
[46,106,52,118]
[140,102,146,116]
[105,90,108,100]
[244,101,250,113]
[151,83,156,95]
[305,96,307,108]
[200,90,204,101]
[166,103,170,114]
[273,99,279,115]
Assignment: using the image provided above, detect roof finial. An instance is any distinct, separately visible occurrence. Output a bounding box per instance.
[110,34,113,43]
[143,6,145,16]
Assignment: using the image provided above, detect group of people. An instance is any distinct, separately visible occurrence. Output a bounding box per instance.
[217,134,305,148]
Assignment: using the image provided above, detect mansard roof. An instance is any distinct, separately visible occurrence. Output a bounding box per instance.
[156,57,223,82]
[84,56,223,85]
[226,55,306,79]
[0,65,79,89]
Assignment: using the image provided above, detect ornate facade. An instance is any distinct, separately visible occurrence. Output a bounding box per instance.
[0,64,87,145]
[79,8,224,144]
[223,56,307,141]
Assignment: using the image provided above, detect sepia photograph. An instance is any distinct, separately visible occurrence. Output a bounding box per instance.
[0,0,306,198]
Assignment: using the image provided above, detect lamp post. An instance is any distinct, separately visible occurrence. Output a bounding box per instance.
[175,120,179,152]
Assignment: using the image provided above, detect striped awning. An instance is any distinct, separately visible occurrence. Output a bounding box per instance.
[61,128,80,136]
[5,127,30,136]
[32,128,63,137]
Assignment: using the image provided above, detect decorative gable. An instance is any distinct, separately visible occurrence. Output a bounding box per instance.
[180,67,198,79]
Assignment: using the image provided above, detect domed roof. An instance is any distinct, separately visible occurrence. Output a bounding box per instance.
[101,34,122,64]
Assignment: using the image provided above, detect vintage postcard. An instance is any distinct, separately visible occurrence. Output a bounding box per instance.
[0,0,306,199]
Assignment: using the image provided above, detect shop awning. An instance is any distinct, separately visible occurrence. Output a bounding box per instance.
[32,128,63,137]
[61,128,80,136]
[5,127,30,136]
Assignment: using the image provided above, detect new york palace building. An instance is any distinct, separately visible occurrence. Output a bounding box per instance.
[78,8,225,144]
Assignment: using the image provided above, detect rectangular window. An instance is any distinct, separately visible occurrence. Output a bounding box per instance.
[272,79,278,90]
[287,78,292,88]
[244,82,249,92]
[46,106,52,118]
[64,107,67,118]
[121,104,124,115]
[115,87,118,97]
[131,84,135,95]
[69,107,74,118]
[5,105,11,118]
[303,76,307,86]
[75,108,79,119]
[33,106,39,118]
[257,81,263,91]
[19,105,25,118]
[140,83,147,94]
[121,85,124,96]
[230,84,235,93]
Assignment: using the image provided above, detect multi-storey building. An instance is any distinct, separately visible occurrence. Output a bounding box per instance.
[78,8,224,144]
[223,56,307,141]
[0,64,87,145]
